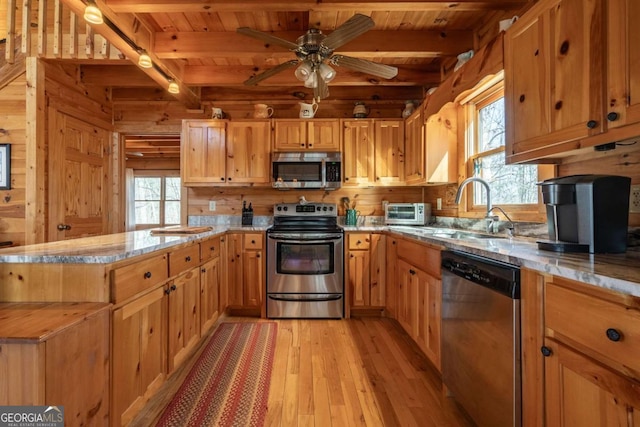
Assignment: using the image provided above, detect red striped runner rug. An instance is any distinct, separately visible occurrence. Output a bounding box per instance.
[156,322,277,427]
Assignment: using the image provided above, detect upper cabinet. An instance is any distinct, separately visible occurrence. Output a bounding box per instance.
[404,109,425,184]
[423,103,458,184]
[606,0,640,129]
[181,120,271,186]
[374,120,405,185]
[273,119,340,151]
[504,0,606,163]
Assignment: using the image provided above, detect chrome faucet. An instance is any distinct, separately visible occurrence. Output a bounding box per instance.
[454,177,498,233]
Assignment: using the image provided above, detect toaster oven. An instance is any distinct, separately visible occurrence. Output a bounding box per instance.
[385,203,431,225]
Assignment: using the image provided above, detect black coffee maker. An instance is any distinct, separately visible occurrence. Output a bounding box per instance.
[537,175,631,253]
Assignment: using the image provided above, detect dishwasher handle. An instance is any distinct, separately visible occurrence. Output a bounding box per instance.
[442,252,520,299]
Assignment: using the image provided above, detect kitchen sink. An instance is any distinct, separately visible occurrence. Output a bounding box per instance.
[389,226,506,240]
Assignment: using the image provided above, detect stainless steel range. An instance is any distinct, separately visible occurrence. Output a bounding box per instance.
[266,202,344,319]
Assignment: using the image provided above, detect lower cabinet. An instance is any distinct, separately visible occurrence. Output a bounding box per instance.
[200,256,221,334]
[346,233,386,311]
[167,267,201,373]
[225,232,265,312]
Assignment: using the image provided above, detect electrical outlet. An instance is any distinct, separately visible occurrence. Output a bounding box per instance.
[208,201,216,211]
[436,198,442,210]
[631,185,640,213]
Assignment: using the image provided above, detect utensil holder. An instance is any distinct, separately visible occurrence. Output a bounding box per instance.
[242,211,254,226]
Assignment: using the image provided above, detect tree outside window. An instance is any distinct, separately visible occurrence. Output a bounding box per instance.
[134,175,181,228]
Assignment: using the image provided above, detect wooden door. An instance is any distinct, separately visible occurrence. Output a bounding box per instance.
[226,233,244,306]
[374,120,405,185]
[168,268,200,373]
[607,0,640,128]
[112,287,166,426]
[200,257,220,334]
[48,110,111,241]
[385,237,398,318]
[308,120,341,151]
[348,249,370,307]
[226,120,271,184]
[242,249,263,308]
[181,120,226,184]
[404,109,425,185]
[273,120,307,151]
[369,234,386,307]
[544,339,640,426]
[218,236,229,313]
[342,120,375,186]
[415,269,441,370]
[424,104,457,184]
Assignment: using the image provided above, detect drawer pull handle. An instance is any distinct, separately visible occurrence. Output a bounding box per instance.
[606,328,622,342]
[409,269,416,275]
[170,284,177,291]
[164,288,171,295]
[185,256,192,262]
[357,240,362,244]
[540,346,552,357]
[210,246,215,251]
[251,240,256,244]
[144,271,152,279]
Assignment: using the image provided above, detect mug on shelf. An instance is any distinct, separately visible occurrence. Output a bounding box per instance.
[253,103,274,118]
[499,15,519,32]
[299,101,318,119]
[211,107,224,119]
[345,209,360,226]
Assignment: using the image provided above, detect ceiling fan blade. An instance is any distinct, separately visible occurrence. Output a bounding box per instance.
[314,69,330,100]
[330,55,399,79]
[237,27,300,51]
[244,60,299,85]
[322,14,375,51]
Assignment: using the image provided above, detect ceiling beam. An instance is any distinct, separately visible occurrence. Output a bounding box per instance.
[104,0,528,13]
[153,30,473,59]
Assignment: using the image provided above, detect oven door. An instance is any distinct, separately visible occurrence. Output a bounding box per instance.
[267,232,343,294]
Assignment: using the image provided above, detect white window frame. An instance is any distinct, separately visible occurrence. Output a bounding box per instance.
[132,170,181,230]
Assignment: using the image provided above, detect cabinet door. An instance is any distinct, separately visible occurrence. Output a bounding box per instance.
[342,120,375,186]
[200,257,220,334]
[168,268,200,373]
[544,339,640,426]
[273,120,307,151]
[226,233,243,306]
[415,270,441,370]
[181,120,226,184]
[404,109,425,185]
[369,234,386,307]
[226,120,271,184]
[424,104,457,184]
[112,287,166,426]
[308,120,340,151]
[396,259,415,336]
[348,249,370,307]
[607,0,640,128]
[385,237,398,318]
[375,120,405,185]
[218,236,229,312]
[242,250,263,308]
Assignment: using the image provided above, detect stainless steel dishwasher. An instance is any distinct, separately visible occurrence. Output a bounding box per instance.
[441,250,521,427]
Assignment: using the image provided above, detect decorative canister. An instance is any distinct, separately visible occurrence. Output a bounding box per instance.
[402,100,415,118]
[353,101,368,118]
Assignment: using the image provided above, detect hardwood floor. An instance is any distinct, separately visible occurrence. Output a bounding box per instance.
[130,316,474,427]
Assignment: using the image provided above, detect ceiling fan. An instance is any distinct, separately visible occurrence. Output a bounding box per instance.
[237,14,399,100]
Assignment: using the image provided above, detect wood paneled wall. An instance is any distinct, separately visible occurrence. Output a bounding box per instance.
[0,74,27,246]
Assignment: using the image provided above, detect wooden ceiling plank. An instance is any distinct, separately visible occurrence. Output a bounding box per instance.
[153,30,473,58]
[6,0,17,63]
[104,0,529,13]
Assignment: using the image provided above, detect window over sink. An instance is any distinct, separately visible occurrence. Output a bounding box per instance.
[130,172,181,229]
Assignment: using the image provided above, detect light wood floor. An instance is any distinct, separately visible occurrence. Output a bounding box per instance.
[131,316,475,427]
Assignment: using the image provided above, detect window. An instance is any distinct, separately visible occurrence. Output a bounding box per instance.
[462,81,551,221]
[133,174,181,229]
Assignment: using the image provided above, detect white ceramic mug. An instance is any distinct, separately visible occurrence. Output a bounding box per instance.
[499,15,519,32]
[253,103,274,118]
[299,101,318,119]
[211,107,224,119]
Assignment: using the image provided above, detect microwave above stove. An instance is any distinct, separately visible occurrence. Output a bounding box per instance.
[385,203,431,225]
[272,152,341,190]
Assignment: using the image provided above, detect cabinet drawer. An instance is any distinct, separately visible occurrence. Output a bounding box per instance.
[169,244,200,277]
[545,282,640,374]
[200,236,221,261]
[112,254,168,302]
[348,233,371,250]
[243,233,263,250]
[396,238,441,278]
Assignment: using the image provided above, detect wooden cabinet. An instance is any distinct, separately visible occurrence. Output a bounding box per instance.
[200,236,221,334]
[423,103,457,184]
[342,119,404,186]
[504,0,605,163]
[606,0,640,129]
[541,277,640,426]
[112,287,166,426]
[167,267,200,373]
[0,303,109,426]
[385,236,398,319]
[346,233,386,310]
[225,232,265,311]
[396,258,415,335]
[273,119,340,151]
[181,120,270,185]
[404,108,425,184]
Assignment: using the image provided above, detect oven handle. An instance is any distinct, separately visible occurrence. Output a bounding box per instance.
[267,294,343,302]
[268,234,343,243]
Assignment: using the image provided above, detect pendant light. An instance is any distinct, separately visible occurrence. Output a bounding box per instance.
[83,1,104,25]
[167,80,180,94]
[138,51,153,69]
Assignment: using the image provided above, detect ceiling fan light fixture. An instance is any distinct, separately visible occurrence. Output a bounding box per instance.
[138,51,153,69]
[83,1,104,25]
[295,61,312,81]
[319,63,336,83]
[303,72,318,88]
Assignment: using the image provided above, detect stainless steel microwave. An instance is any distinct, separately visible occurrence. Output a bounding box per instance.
[272,152,341,190]
[385,203,431,225]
